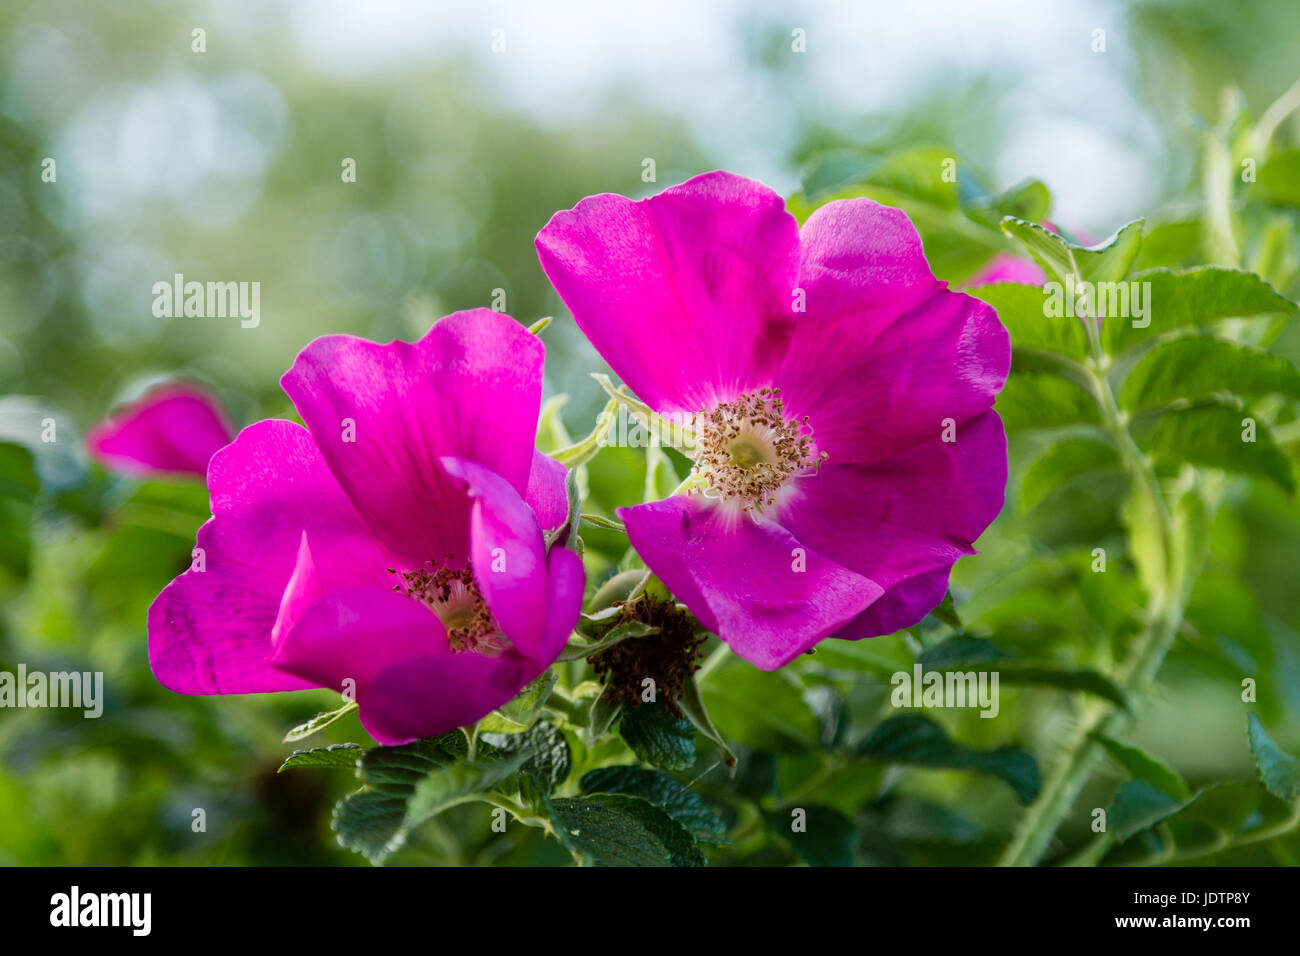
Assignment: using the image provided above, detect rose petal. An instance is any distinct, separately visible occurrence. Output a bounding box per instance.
[778,198,1010,466]
[536,170,800,415]
[776,410,1007,594]
[280,308,544,566]
[441,456,549,660]
[525,450,570,536]
[148,419,394,695]
[619,495,882,669]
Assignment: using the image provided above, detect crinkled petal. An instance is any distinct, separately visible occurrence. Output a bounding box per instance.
[86,383,234,479]
[280,308,544,566]
[536,170,800,414]
[148,420,394,695]
[776,410,1007,594]
[619,496,882,670]
[778,198,1010,466]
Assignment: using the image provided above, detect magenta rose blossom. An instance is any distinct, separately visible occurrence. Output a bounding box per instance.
[537,171,1009,669]
[148,309,585,744]
[86,382,235,479]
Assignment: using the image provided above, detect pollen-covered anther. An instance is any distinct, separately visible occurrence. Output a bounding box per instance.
[690,387,824,513]
[390,560,504,654]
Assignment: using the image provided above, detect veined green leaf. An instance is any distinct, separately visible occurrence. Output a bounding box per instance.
[1001,216,1144,288]
[283,700,358,743]
[1120,336,1300,411]
[544,792,704,866]
[619,699,696,771]
[581,765,728,844]
[1247,713,1300,801]
[1102,266,1298,355]
[1132,401,1294,493]
[332,734,522,865]
[278,743,362,772]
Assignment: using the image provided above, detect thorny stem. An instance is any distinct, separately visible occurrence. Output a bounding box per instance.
[999,301,1189,867]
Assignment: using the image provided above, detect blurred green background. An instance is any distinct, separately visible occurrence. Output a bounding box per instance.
[2,0,1300,865]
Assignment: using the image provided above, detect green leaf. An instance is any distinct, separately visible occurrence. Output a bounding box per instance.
[278,743,362,772]
[581,766,728,844]
[485,721,572,796]
[699,659,819,754]
[1247,713,1300,801]
[481,669,557,732]
[1102,267,1298,355]
[1020,438,1120,512]
[769,804,858,866]
[1096,735,1189,800]
[1133,401,1294,493]
[1105,782,1265,863]
[855,713,1040,803]
[332,734,524,864]
[1120,336,1300,411]
[619,699,696,771]
[1108,779,1186,842]
[544,793,704,866]
[969,282,1088,361]
[1001,217,1144,287]
[283,700,358,743]
[559,619,658,662]
[995,372,1101,433]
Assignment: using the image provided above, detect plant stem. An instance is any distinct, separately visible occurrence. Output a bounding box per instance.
[1000,330,1186,866]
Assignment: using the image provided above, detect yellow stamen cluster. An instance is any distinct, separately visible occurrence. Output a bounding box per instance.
[690,387,824,513]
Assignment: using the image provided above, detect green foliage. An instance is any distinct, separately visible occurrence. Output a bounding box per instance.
[856,714,1040,804]
[581,766,728,844]
[618,699,697,771]
[543,793,704,866]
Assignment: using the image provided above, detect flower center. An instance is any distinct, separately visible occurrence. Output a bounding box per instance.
[690,387,824,514]
[390,562,505,655]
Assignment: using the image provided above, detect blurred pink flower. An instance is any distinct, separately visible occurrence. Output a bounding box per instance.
[86,383,235,480]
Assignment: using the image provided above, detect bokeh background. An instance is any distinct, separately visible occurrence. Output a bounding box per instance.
[2,0,1299,865]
